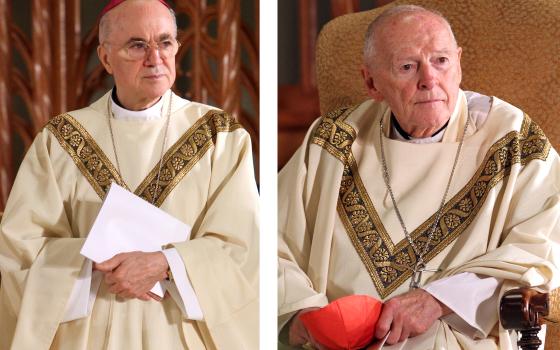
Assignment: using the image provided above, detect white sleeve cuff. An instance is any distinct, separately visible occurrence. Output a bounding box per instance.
[62,259,102,322]
[162,248,204,320]
[422,272,501,338]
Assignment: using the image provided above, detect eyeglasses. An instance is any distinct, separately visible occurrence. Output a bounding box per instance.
[105,39,181,60]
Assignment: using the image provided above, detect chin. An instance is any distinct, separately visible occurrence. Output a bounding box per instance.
[143,84,171,100]
[411,113,449,131]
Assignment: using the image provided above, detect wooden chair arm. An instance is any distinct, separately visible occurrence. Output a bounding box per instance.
[500,287,549,350]
[501,287,549,329]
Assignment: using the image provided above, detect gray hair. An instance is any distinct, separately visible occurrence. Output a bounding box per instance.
[363,5,457,67]
[98,3,178,44]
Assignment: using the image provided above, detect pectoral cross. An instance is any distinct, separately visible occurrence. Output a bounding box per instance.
[409,262,440,289]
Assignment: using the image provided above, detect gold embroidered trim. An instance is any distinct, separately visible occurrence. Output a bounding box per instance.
[135,109,242,206]
[311,106,358,164]
[45,114,128,199]
[46,110,242,206]
[316,111,551,298]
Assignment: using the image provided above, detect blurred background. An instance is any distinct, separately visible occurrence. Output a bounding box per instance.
[278,0,394,169]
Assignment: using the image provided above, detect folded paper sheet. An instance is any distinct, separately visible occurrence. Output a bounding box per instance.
[81,183,191,296]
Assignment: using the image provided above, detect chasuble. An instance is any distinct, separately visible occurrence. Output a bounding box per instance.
[0,90,259,350]
[278,91,560,349]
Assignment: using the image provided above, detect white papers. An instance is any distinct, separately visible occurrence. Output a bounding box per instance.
[80,183,191,296]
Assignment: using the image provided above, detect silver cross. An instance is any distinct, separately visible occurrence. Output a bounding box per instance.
[409,262,440,289]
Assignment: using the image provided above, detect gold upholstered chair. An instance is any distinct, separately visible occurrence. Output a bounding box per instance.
[0,211,2,286]
[315,1,560,349]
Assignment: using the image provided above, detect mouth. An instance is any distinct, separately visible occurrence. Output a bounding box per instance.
[144,74,165,80]
[415,99,444,105]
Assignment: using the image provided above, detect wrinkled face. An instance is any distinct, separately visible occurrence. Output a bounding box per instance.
[363,13,462,137]
[97,0,177,110]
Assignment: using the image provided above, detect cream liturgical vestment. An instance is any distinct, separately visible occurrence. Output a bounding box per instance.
[278,91,560,349]
[0,90,259,350]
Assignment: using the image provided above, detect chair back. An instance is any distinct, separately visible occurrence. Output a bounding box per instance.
[0,211,2,286]
[316,0,560,149]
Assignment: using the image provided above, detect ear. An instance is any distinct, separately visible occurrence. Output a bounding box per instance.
[361,65,384,102]
[451,46,463,86]
[97,45,114,75]
[456,46,463,81]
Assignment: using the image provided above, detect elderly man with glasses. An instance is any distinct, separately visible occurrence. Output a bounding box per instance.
[0,1,259,349]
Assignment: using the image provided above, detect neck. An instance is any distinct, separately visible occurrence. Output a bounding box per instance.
[392,114,449,139]
[113,87,163,111]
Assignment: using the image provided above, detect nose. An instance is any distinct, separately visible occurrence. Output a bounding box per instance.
[418,64,436,90]
[144,46,163,66]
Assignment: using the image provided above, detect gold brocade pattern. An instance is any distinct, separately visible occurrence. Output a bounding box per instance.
[45,114,128,198]
[135,110,242,206]
[312,109,551,298]
[45,110,241,206]
[310,106,358,164]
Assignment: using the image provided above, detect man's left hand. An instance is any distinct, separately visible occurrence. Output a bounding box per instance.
[374,288,451,345]
[94,251,169,301]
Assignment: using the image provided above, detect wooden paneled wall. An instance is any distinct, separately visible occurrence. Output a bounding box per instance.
[0,0,259,210]
[278,0,392,169]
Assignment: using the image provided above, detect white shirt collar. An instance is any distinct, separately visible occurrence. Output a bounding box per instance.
[110,90,165,120]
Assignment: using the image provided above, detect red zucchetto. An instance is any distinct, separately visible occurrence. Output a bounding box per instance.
[100,0,170,18]
[300,295,383,350]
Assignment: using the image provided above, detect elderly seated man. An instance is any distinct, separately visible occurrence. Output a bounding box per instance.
[0,0,258,349]
[278,5,560,349]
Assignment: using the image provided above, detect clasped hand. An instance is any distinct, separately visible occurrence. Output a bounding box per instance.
[289,289,451,348]
[373,288,451,345]
[93,251,169,301]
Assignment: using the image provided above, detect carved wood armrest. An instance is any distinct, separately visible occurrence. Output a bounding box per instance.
[500,287,549,350]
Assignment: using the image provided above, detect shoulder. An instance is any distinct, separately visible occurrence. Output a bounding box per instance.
[488,95,526,126]
[466,90,533,134]
[41,106,105,160]
[464,91,551,155]
[168,99,251,161]
[171,96,245,135]
[487,95,551,155]
[470,92,553,165]
[465,91,523,131]
[42,92,109,143]
[308,100,379,163]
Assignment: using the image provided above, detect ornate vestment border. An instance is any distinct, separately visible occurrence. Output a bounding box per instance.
[46,109,242,207]
[312,109,551,298]
[46,114,128,199]
[310,106,358,164]
[135,110,242,206]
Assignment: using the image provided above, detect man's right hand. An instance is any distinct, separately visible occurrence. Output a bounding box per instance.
[93,251,169,301]
[374,288,451,345]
